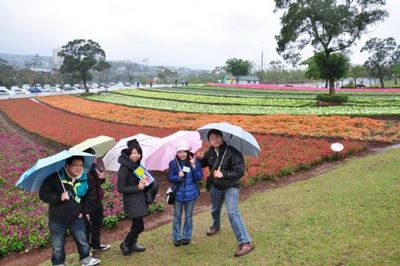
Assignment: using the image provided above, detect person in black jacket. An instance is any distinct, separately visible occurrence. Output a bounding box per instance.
[199,129,254,257]
[117,139,148,255]
[82,148,111,252]
[39,156,101,266]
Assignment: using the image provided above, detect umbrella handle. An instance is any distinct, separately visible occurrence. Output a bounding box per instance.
[57,171,67,192]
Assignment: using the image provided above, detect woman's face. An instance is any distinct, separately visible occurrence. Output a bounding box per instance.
[177,150,188,160]
[130,148,142,162]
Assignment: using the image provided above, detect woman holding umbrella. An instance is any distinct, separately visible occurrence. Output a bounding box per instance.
[167,141,203,246]
[117,139,150,255]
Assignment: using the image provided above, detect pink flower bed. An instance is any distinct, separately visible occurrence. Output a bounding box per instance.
[209,83,400,93]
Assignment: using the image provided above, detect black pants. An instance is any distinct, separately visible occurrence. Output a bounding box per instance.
[124,217,144,247]
[86,203,104,248]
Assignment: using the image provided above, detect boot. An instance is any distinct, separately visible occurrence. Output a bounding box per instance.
[120,241,133,256]
[131,242,146,252]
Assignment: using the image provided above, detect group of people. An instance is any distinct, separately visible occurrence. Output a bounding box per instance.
[39,128,254,266]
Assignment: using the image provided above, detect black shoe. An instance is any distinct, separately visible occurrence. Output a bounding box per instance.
[131,242,145,252]
[182,239,190,245]
[173,240,181,247]
[120,241,133,256]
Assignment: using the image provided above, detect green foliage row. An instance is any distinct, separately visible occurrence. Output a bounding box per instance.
[317,94,349,103]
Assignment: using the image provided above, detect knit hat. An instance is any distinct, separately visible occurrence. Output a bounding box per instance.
[175,141,191,152]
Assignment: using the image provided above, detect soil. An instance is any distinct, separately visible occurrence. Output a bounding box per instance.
[0,111,396,266]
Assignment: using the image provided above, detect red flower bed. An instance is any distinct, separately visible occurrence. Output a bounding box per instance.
[0,98,174,146]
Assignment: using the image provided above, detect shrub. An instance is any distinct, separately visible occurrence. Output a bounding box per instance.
[317,94,349,103]
[103,215,118,229]
[148,202,165,214]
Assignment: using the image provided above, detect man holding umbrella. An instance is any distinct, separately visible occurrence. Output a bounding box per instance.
[39,156,101,266]
[198,128,255,257]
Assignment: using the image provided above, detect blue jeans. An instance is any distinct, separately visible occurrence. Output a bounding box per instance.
[172,199,196,241]
[49,218,90,265]
[210,186,252,244]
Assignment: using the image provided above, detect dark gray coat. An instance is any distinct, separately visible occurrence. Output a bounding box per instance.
[117,151,148,218]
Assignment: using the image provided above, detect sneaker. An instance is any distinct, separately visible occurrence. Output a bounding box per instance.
[120,241,133,256]
[234,243,255,257]
[173,239,181,247]
[92,244,111,251]
[182,239,190,245]
[80,256,101,266]
[206,226,220,236]
[131,242,145,252]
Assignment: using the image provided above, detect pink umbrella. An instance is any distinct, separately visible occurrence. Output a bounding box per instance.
[144,130,202,171]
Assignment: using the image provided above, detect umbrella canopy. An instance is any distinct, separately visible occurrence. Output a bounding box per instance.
[145,130,202,171]
[197,122,261,157]
[69,135,116,157]
[16,150,95,192]
[102,133,161,172]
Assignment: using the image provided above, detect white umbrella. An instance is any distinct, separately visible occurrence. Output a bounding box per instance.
[197,122,261,157]
[102,133,161,172]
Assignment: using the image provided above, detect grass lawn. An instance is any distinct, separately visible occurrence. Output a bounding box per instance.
[44,147,400,265]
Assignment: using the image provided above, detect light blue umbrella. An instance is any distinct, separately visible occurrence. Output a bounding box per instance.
[197,122,261,157]
[16,150,95,192]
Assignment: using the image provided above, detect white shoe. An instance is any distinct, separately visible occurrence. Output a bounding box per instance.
[81,256,101,266]
[92,244,111,251]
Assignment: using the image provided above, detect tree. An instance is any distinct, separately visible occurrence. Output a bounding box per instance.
[348,64,368,87]
[303,52,350,88]
[390,45,400,85]
[0,59,15,87]
[224,58,252,81]
[58,39,106,92]
[361,37,397,88]
[274,0,388,95]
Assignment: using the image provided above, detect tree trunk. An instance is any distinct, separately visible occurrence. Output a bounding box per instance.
[354,78,357,87]
[329,79,335,95]
[379,77,384,88]
[83,78,88,93]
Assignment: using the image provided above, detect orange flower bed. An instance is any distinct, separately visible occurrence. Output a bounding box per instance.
[38,96,400,143]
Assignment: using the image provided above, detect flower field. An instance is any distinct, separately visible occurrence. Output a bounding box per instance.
[209,83,400,93]
[83,92,400,116]
[0,92,389,258]
[37,96,400,142]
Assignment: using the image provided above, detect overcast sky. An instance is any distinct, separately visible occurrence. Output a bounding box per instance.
[0,0,399,70]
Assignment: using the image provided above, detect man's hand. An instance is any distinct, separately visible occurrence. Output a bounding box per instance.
[213,170,223,179]
[197,150,205,159]
[61,192,69,201]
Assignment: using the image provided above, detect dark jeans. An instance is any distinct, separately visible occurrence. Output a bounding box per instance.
[86,203,104,248]
[124,217,144,247]
[49,217,90,265]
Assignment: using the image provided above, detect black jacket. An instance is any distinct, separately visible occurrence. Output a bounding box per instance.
[39,171,85,224]
[117,150,148,218]
[200,142,245,190]
[82,165,105,215]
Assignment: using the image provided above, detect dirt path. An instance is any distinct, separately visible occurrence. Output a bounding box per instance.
[0,111,395,266]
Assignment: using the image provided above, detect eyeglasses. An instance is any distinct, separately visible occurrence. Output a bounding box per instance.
[70,164,84,168]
